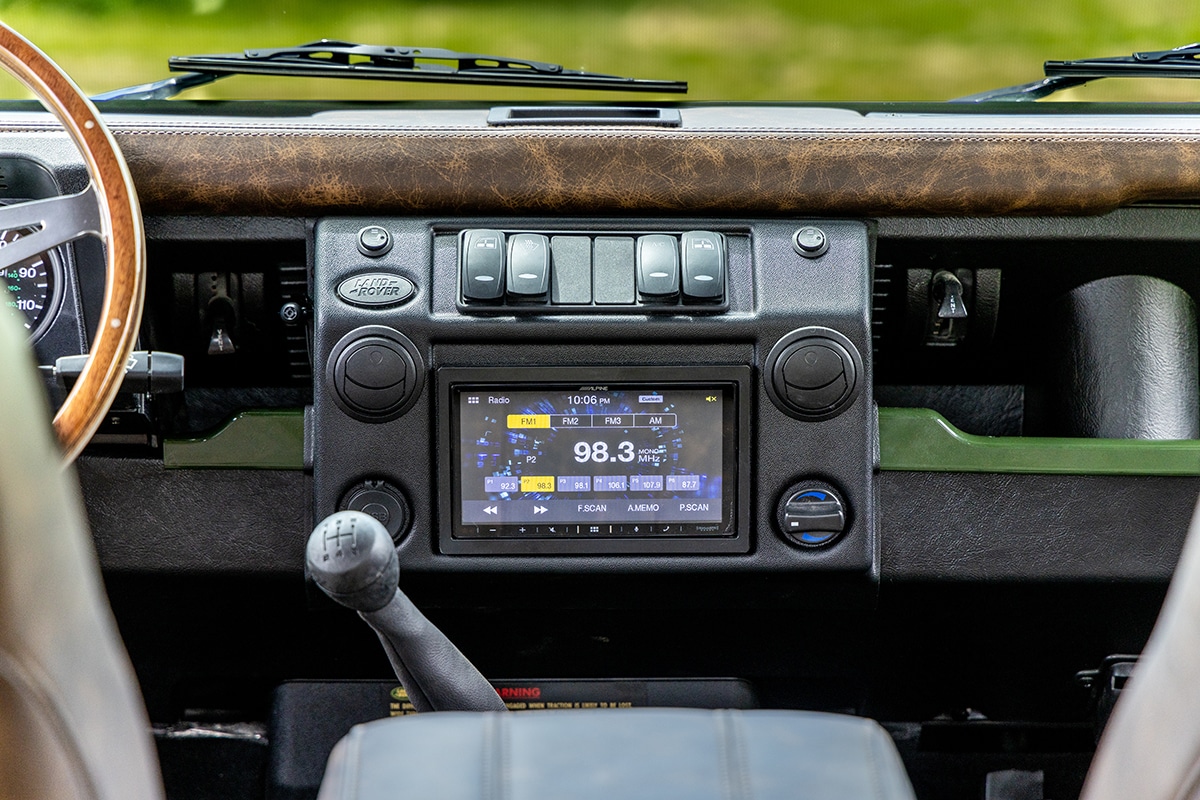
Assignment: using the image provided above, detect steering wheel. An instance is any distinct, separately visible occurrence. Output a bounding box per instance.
[0,23,144,463]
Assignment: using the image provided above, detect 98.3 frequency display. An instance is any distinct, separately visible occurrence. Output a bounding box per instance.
[452,384,737,539]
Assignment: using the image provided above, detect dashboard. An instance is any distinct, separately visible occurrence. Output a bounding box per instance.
[6,105,1196,583]
[7,101,1200,799]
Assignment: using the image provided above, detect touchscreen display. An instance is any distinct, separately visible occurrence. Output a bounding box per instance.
[452,384,736,538]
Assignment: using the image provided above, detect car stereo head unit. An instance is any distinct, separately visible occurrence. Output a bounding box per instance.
[437,366,751,554]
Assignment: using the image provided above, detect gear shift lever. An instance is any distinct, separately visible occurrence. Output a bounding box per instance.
[306,511,506,713]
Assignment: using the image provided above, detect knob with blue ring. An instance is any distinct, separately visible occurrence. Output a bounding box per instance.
[777,483,847,547]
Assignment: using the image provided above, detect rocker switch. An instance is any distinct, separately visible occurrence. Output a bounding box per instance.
[507,234,550,300]
[637,235,680,300]
[461,229,505,301]
[681,231,724,301]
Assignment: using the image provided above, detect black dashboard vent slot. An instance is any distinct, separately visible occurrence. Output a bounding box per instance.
[871,263,901,364]
[277,262,312,382]
[487,106,682,127]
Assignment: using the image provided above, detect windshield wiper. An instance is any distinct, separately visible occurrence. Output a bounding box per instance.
[93,40,687,101]
[952,42,1200,102]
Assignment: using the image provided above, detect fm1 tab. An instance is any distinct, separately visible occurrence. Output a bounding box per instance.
[461,229,506,301]
[637,234,680,301]
[507,233,550,301]
[681,231,724,301]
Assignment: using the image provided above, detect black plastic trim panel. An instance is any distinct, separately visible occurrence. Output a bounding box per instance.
[312,217,877,580]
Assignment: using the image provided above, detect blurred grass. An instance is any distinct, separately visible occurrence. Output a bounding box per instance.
[0,0,1198,102]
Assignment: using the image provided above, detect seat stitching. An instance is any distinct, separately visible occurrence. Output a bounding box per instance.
[498,713,511,800]
[482,714,497,800]
[863,723,886,800]
[731,710,753,800]
[342,727,361,800]
[717,710,752,800]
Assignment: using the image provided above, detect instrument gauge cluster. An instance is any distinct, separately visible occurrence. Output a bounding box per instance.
[2,226,62,342]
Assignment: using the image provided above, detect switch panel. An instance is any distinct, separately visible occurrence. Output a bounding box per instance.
[458,229,728,313]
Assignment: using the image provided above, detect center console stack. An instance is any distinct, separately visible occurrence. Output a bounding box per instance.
[311,218,878,586]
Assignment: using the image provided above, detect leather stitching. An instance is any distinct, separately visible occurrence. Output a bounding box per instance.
[341,727,361,800]
[716,709,752,800]
[482,713,509,800]
[864,723,886,800]
[498,713,511,800]
[482,714,496,800]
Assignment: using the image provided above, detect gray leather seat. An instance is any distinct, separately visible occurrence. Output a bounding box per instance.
[317,708,917,800]
[1082,500,1200,800]
[0,303,163,799]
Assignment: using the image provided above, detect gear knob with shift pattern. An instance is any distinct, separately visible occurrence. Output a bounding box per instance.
[306,511,506,713]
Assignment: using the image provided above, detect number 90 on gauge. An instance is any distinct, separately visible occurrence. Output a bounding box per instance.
[2,227,62,342]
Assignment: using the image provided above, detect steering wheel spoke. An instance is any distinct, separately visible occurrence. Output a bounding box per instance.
[0,185,101,269]
[0,23,144,462]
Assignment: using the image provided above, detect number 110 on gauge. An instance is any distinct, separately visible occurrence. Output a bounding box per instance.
[574,441,635,463]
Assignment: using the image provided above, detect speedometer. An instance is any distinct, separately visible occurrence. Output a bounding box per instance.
[1,227,60,341]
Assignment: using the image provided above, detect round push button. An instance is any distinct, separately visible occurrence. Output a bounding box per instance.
[792,227,829,258]
[357,225,393,257]
[342,480,411,542]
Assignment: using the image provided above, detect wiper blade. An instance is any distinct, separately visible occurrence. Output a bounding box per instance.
[952,42,1200,102]
[95,39,685,100]
[1045,42,1200,79]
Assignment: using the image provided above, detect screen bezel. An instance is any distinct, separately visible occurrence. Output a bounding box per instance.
[437,366,752,555]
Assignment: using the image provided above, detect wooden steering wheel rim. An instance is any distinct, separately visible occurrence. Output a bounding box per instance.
[0,24,145,463]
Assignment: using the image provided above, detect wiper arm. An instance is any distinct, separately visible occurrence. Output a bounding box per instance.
[952,42,1200,102]
[92,72,219,102]
[94,39,686,101]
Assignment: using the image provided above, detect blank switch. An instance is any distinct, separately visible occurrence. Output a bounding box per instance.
[551,236,592,304]
[593,237,636,305]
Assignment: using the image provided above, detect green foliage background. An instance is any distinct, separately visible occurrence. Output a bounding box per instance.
[0,0,1198,101]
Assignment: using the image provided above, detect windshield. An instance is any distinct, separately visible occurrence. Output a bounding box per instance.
[2,0,1199,103]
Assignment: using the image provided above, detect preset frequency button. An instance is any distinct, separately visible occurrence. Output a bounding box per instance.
[637,234,680,300]
[461,229,505,301]
[507,233,550,300]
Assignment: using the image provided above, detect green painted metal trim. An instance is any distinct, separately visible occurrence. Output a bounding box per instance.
[165,405,1200,474]
[164,409,304,469]
[879,407,1200,476]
